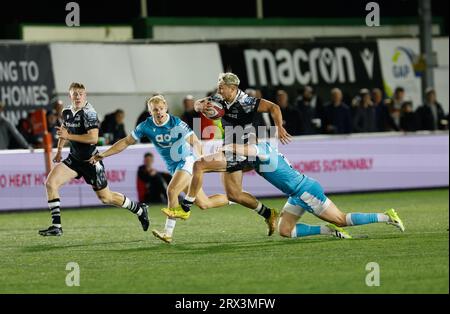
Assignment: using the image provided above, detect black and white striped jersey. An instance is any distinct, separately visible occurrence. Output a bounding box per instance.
[61,102,99,160]
[211,90,260,145]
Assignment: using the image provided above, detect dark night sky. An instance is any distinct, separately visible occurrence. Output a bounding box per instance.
[0,0,448,35]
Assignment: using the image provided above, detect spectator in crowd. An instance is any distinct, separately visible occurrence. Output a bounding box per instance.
[52,99,65,126]
[180,94,200,131]
[100,109,127,144]
[400,101,419,132]
[17,113,42,148]
[371,88,391,132]
[0,102,31,150]
[249,88,274,137]
[416,88,447,131]
[391,86,406,110]
[47,110,60,147]
[137,152,172,204]
[350,92,361,117]
[353,88,377,133]
[384,87,406,131]
[136,101,151,143]
[323,88,352,134]
[296,86,318,134]
[275,89,303,136]
[387,107,401,131]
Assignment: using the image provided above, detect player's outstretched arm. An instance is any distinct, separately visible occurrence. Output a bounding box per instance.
[89,134,136,163]
[257,99,292,145]
[186,132,203,157]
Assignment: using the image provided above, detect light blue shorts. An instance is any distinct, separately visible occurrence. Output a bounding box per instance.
[283,177,331,217]
[168,155,196,176]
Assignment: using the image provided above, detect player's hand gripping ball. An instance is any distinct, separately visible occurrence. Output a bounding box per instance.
[202,98,225,120]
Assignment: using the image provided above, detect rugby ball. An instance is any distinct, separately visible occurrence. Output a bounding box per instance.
[203,99,225,120]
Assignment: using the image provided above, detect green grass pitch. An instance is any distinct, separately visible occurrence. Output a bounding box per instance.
[0,189,448,293]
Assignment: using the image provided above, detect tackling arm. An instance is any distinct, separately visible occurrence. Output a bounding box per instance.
[186,132,203,157]
[223,143,258,158]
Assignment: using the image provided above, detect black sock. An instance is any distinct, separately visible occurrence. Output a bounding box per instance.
[48,198,61,227]
[258,204,272,219]
[181,199,193,212]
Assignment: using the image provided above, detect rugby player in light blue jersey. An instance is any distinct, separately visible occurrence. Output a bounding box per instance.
[223,142,405,239]
[90,95,229,243]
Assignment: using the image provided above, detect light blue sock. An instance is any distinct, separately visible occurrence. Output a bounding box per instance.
[295,223,321,237]
[346,213,380,226]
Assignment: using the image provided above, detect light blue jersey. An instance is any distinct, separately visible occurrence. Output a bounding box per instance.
[254,142,330,215]
[131,115,195,175]
[254,142,306,196]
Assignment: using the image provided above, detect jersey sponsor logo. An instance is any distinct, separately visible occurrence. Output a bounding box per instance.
[65,122,81,128]
[155,134,172,146]
[227,106,239,114]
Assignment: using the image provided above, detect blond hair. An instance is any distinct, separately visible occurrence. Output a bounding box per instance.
[147,95,167,107]
[69,82,86,91]
[218,72,240,86]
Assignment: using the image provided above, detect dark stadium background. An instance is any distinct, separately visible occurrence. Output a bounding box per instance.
[0,0,448,38]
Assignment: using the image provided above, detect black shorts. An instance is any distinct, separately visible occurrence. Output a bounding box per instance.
[223,150,254,173]
[222,123,257,173]
[63,154,108,191]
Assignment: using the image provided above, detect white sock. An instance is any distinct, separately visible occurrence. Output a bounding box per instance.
[185,196,196,203]
[122,196,131,209]
[254,201,263,212]
[320,225,333,235]
[228,201,236,205]
[345,214,354,226]
[164,217,177,237]
[377,213,390,222]
[290,226,297,238]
